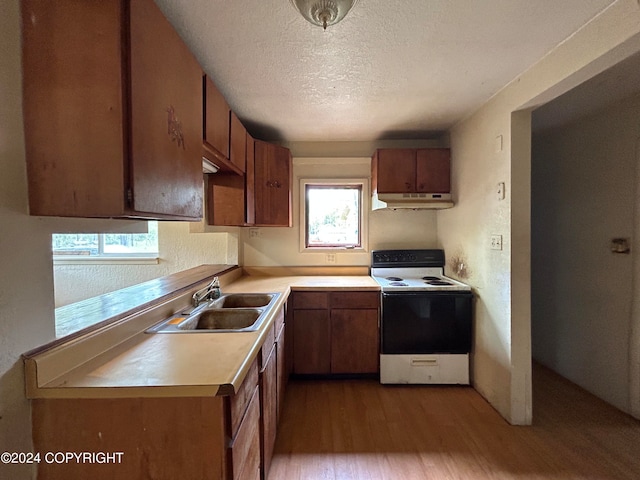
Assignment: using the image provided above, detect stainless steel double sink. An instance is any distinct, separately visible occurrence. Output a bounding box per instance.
[146,293,279,333]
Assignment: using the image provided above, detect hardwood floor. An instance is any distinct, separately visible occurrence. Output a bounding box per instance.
[268,365,640,479]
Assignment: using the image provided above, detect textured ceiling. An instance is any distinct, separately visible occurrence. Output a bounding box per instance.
[155,0,616,142]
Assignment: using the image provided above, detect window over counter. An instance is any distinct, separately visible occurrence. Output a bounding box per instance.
[52,221,159,264]
[300,178,368,252]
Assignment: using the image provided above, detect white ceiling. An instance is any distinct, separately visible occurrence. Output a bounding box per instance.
[155,0,617,142]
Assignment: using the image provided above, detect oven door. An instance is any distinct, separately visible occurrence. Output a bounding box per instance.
[381,291,473,354]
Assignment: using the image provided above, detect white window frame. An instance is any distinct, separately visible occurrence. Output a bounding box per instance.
[299,178,369,253]
[52,221,159,265]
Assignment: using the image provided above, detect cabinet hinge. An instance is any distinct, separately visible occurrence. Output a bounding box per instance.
[126,188,133,207]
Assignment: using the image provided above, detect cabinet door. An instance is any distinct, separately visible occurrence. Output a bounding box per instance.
[376,149,416,193]
[230,112,247,173]
[246,133,256,225]
[204,75,230,161]
[230,386,261,480]
[254,140,292,226]
[21,0,127,217]
[292,309,330,374]
[276,325,287,423]
[331,309,379,374]
[207,174,245,226]
[260,344,277,479]
[416,149,451,193]
[129,0,203,218]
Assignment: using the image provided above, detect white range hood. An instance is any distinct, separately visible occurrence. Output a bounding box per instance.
[372,192,454,210]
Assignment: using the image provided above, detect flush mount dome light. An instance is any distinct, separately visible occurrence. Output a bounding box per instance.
[290,0,360,30]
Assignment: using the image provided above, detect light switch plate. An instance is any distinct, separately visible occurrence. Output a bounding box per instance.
[497,182,505,200]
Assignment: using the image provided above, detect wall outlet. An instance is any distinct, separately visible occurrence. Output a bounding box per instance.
[491,235,503,250]
[326,253,336,264]
[249,228,261,238]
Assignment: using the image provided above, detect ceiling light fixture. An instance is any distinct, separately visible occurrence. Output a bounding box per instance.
[289,0,360,30]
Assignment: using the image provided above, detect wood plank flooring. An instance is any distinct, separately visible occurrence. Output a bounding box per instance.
[269,364,640,479]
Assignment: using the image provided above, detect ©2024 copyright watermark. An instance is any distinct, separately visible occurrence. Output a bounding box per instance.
[2,451,124,465]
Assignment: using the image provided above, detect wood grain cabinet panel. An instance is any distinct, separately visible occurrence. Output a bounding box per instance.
[292,309,331,374]
[276,324,287,423]
[230,386,261,480]
[260,343,277,480]
[376,149,416,193]
[372,148,451,195]
[32,397,226,480]
[230,112,247,173]
[291,291,380,375]
[22,0,203,220]
[207,173,246,226]
[203,75,230,162]
[416,148,451,193]
[254,140,292,227]
[229,359,259,437]
[246,133,256,225]
[331,309,380,374]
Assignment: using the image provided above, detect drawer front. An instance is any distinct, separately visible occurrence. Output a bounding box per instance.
[231,386,260,480]
[292,292,329,309]
[260,324,275,370]
[274,305,285,338]
[229,359,258,437]
[331,291,380,309]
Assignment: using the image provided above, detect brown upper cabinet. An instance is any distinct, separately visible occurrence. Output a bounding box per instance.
[207,137,291,227]
[229,112,247,173]
[254,140,292,227]
[206,130,253,227]
[372,148,451,194]
[22,0,203,220]
[203,75,231,165]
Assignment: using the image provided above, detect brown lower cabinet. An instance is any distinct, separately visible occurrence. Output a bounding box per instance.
[31,307,289,480]
[260,334,277,479]
[291,290,380,375]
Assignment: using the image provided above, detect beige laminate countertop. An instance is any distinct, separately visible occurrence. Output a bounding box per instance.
[26,274,379,399]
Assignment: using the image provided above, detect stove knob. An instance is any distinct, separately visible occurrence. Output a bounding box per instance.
[409,254,416,261]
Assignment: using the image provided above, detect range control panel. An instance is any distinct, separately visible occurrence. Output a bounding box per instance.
[371,249,445,268]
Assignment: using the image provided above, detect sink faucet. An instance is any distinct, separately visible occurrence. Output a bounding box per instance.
[192,277,222,308]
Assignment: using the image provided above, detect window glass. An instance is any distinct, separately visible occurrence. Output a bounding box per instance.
[52,221,158,257]
[305,185,361,248]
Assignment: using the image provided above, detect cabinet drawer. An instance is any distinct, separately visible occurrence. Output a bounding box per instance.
[229,359,258,437]
[260,324,275,369]
[331,291,380,309]
[274,306,285,338]
[292,292,329,309]
[230,385,260,480]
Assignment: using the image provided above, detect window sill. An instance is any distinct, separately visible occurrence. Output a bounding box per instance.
[301,247,367,254]
[53,256,159,266]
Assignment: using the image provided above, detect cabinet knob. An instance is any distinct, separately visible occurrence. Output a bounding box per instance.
[405,182,412,190]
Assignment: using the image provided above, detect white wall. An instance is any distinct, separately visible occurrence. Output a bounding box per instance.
[54,222,232,306]
[438,0,640,424]
[531,93,640,414]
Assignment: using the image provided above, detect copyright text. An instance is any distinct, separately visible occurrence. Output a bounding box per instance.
[1,451,124,464]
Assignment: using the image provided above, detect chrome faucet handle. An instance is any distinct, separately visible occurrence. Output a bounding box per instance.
[191,277,222,307]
